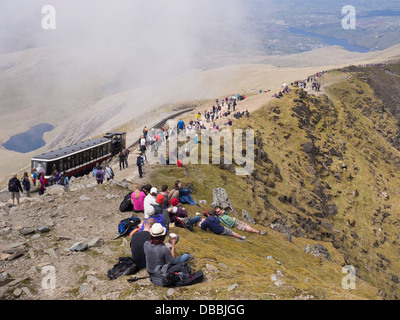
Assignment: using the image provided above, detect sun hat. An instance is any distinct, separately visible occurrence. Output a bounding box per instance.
[150,223,166,237]
[150,187,157,194]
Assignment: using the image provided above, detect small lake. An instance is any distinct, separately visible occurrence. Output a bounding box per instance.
[288,26,371,53]
[2,123,54,153]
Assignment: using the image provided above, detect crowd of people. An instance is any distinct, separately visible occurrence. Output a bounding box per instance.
[124,179,267,282]
[7,169,66,204]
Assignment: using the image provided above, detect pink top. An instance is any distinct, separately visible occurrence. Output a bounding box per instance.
[131,191,146,211]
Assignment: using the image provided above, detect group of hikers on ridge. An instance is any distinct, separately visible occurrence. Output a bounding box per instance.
[118,179,267,286]
[7,170,66,203]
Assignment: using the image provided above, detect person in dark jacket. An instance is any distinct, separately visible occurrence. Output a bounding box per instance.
[8,173,23,205]
[200,211,245,240]
[130,218,156,271]
[137,152,144,178]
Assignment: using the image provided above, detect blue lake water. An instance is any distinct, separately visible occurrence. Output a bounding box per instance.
[2,123,54,153]
[288,27,371,53]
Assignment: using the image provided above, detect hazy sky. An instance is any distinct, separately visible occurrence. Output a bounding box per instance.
[0,0,256,90]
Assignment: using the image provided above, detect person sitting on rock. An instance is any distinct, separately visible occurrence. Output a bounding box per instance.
[213,206,267,235]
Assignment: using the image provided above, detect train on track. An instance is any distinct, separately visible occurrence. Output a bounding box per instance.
[31,132,126,184]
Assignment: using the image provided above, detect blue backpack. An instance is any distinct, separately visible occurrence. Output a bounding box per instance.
[115,217,141,239]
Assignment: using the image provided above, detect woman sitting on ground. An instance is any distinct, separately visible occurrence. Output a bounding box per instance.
[168,180,182,202]
[131,183,146,213]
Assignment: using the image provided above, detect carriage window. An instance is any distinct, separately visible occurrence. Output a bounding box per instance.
[71,155,76,168]
[59,159,64,172]
[82,151,87,164]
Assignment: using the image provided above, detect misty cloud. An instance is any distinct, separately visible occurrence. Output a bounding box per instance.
[0,0,255,90]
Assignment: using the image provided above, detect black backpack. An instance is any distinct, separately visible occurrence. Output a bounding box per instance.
[119,192,133,212]
[150,261,203,287]
[107,257,138,280]
[8,178,19,192]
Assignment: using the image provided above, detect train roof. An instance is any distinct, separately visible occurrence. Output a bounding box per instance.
[31,137,110,161]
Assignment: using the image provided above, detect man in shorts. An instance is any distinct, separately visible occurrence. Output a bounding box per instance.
[200,210,246,240]
[214,206,267,235]
[8,173,23,205]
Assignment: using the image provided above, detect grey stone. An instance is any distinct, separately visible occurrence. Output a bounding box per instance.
[228,283,238,292]
[37,226,51,233]
[20,227,35,235]
[44,248,60,258]
[79,283,93,295]
[69,242,88,252]
[242,209,255,225]
[13,288,22,297]
[167,288,175,296]
[88,237,104,248]
[211,188,238,216]
[304,244,332,262]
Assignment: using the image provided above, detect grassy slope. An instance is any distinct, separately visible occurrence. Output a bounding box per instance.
[145,66,400,299]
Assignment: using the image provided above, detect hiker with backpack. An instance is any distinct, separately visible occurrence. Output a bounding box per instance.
[105,165,114,181]
[38,172,46,195]
[95,167,105,184]
[21,172,31,198]
[8,173,23,205]
[58,172,70,191]
[137,152,144,178]
[144,223,203,288]
[93,163,102,177]
[144,223,193,276]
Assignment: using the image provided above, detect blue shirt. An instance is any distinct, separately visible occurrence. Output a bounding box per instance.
[178,120,185,130]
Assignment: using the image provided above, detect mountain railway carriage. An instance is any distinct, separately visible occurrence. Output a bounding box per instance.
[31,132,126,184]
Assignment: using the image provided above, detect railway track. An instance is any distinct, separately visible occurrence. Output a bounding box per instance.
[128,107,196,149]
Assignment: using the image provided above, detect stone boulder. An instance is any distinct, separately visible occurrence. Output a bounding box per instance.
[211,188,238,216]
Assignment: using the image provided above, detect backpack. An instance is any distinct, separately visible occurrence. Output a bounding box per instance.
[96,170,102,179]
[150,261,203,287]
[115,216,141,239]
[119,192,133,212]
[8,179,18,192]
[137,156,144,167]
[107,257,138,280]
[60,176,66,185]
